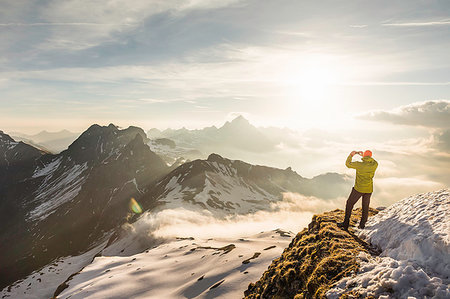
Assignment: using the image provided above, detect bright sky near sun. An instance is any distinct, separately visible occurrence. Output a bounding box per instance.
[0,0,449,133]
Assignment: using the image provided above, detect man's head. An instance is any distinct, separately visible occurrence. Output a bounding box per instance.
[363,150,372,157]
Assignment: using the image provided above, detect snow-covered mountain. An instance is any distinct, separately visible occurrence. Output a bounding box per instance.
[0,125,170,290]
[141,153,352,216]
[0,122,353,297]
[3,121,447,298]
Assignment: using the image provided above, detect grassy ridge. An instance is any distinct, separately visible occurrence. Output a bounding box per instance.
[244,208,379,299]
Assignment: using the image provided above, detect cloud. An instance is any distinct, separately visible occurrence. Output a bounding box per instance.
[344,81,450,86]
[124,192,345,241]
[374,177,445,206]
[0,22,136,27]
[2,0,245,51]
[357,100,450,128]
[382,20,450,27]
[433,129,450,152]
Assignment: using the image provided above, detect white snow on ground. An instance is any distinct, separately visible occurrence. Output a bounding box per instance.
[327,188,449,298]
[32,157,62,178]
[28,162,89,221]
[58,230,293,299]
[0,242,106,299]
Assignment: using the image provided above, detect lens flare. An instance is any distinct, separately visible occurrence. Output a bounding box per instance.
[129,197,143,214]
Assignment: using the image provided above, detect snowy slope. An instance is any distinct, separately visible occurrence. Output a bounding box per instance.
[0,243,106,299]
[58,230,293,299]
[328,188,449,298]
[28,157,90,221]
[155,162,278,216]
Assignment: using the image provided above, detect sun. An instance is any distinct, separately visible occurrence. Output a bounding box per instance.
[281,54,346,127]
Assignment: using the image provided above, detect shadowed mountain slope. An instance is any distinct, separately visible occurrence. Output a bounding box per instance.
[0,125,169,289]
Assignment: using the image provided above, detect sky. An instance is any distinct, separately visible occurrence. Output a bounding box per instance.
[0,0,449,133]
[0,0,449,204]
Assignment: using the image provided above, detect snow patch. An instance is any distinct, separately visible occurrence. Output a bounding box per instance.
[32,157,62,178]
[327,189,449,298]
[28,162,90,221]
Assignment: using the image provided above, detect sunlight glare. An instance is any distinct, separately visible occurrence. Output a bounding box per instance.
[282,54,348,128]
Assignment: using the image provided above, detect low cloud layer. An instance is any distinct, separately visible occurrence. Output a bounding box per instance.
[125,193,346,242]
[358,100,450,128]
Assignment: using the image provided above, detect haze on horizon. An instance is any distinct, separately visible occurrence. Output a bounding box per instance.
[0,0,449,205]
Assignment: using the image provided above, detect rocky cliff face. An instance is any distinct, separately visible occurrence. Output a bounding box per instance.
[244,208,379,299]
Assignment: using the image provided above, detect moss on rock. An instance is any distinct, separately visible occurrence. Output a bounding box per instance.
[244,208,379,299]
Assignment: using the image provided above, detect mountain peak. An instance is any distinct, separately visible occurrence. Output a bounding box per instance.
[207,153,227,163]
[0,131,16,143]
[220,115,254,131]
[66,124,147,163]
[230,115,250,125]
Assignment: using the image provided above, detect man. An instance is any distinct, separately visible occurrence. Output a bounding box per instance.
[341,150,378,231]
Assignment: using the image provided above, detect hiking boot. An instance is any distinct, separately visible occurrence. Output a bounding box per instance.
[337,222,349,231]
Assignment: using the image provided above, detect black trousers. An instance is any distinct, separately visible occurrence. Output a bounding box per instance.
[343,187,371,228]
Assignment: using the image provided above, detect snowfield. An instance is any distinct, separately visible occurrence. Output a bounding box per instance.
[328,188,449,298]
[58,230,293,299]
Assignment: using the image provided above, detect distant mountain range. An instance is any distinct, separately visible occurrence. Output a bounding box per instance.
[147,115,296,159]
[145,115,337,179]
[12,129,80,153]
[0,123,351,295]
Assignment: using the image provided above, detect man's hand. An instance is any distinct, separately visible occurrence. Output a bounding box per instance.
[350,151,356,156]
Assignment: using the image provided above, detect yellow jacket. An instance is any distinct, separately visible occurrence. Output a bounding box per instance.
[346,155,378,193]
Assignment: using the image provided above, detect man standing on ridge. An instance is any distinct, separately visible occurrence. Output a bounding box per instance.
[340,150,378,231]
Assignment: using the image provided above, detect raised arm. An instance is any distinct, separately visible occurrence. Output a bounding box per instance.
[345,151,362,169]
